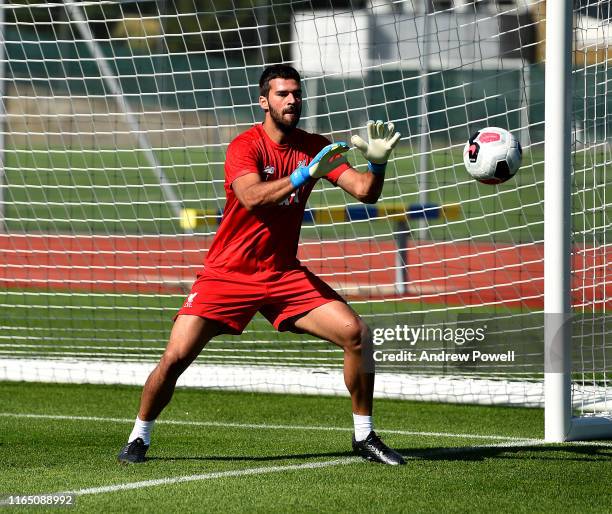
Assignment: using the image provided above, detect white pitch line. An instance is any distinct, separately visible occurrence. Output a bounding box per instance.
[59,458,360,497]
[0,412,533,442]
[2,412,611,448]
[2,413,611,499]
[50,439,610,498]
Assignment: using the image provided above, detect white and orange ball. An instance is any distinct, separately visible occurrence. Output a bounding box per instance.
[463,127,522,184]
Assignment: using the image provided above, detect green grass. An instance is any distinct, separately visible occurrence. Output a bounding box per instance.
[3,144,552,241]
[0,287,528,366]
[0,381,610,513]
[6,143,608,243]
[2,139,608,513]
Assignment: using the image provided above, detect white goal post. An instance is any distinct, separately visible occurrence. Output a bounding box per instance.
[544,0,612,442]
[0,0,609,441]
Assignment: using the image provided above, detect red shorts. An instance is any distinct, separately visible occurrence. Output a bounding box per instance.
[175,266,345,334]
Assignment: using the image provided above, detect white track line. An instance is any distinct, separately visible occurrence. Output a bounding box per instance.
[2,412,611,447]
[0,412,532,441]
[2,412,610,499]
[59,458,360,497]
[50,439,610,498]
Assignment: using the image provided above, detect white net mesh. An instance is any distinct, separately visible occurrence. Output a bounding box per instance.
[571,0,611,417]
[0,1,608,411]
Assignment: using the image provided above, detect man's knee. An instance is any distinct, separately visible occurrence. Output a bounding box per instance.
[339,317,370,352]
[157,316,218,378]
[158,346,197,378]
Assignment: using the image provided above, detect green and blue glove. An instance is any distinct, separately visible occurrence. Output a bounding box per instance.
[351,120,401,174]
[290,142,350,188]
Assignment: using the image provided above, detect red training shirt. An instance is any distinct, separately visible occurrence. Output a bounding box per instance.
[204,124,350,275]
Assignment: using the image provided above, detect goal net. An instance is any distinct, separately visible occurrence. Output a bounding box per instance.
[560,0,611,438]
[0,1,609,431]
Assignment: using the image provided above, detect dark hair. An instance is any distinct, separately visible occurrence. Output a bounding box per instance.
[259,65,301,98]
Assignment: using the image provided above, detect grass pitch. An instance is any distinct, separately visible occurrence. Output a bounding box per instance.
[1,381,611,513]
[4,145,550,241]
[5,143,607,248]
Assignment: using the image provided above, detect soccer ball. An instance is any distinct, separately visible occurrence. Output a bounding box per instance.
[463,127,522,184]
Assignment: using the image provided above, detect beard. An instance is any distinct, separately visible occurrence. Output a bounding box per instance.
[268,103,301,133]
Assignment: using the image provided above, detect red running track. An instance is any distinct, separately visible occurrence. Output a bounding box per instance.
[1,234,609,309]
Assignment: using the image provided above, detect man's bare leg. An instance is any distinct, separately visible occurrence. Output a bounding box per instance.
[119,315,221,463]
[293,301,373,415]
[293,301,405,465]
[138,315,222,421]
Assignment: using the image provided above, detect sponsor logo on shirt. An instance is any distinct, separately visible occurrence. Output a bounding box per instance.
[279,190,300,206]
[278,158,308,206]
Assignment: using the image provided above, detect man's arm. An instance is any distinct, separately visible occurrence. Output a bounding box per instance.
[232,142,350,211]
[233,165,384,209]
[232,173,295,211]
[335,167,385,205]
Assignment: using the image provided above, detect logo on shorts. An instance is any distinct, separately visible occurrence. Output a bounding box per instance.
[184,292,198,308]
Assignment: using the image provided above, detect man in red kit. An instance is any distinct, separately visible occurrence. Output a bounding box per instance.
[119,64,404,465]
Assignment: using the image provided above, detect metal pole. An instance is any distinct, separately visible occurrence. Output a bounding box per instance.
[306,76,319,134]
[520,64,531,149]
[417,0,432,238]
[0,0,6,233]
[394,220,408,295]
[259,0,269,65]
[544,0,573,443]
[64,0,187,230]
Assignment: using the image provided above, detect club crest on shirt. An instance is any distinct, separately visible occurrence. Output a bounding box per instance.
[262,165,275,181]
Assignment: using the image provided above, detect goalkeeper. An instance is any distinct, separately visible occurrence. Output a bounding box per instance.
[119,64,404,466]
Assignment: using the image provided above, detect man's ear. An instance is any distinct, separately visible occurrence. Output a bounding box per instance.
[259,95,269,111]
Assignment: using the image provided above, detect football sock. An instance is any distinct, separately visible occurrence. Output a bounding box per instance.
[128,416,155,446]
[353,413,373,442]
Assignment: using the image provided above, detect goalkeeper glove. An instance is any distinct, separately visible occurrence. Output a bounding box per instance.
[351,120,401,174]
[290,142,349,188]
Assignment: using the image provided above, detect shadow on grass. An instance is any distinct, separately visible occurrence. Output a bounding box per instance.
[399,443,612,462]
[147,450,355,463]
[147,443,611,464]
